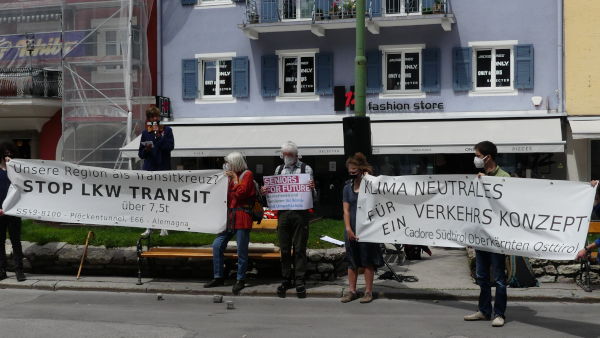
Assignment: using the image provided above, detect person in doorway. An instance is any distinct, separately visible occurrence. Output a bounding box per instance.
[261,141,315,298]
[138,106,174,237]
[0,143,25,282]
[464,141,509,327]
[204,152,255,295]
[339,153,383,304]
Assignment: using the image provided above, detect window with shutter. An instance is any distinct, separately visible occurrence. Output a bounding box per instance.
[194,52,237,103]
[316,53,333,95]
[422,48,440,93]
[182,59,198,100]
[232,56,249,98]
[261,54,278,97]
[467,41,521,95]
[274,49,319,101]
[378,44,425,97]
[452,47,472,91]
[366,49,382,94]
[515,44,534,90]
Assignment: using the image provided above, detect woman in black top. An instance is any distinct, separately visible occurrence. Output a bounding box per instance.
[340,153,383,303]
[0,143,25,281]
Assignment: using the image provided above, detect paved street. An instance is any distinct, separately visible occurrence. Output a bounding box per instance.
[0,288,597,338]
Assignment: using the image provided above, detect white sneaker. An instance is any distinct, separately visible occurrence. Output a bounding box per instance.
[491,316,505,327]
[160,229,169,237]
[464,311,489,321]
[140,229,152,237]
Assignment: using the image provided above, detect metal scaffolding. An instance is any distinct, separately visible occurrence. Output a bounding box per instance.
[0,0,155,168]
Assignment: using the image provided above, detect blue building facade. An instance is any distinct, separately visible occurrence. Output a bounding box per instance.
[143,0,566,216]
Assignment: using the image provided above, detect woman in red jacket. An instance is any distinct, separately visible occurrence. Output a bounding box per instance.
[204,152,256,295]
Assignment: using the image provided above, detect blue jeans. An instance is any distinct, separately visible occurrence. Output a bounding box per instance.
[212,229,251,281]
[475,250,507,318]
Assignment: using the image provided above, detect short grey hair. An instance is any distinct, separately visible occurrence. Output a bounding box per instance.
[280,141,298,154]
[224,152,248,172]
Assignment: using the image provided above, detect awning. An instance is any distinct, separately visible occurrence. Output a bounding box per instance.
[372,118,565,154]
[121,118,564,158]
[120,123,344,158]
[569,119,600,139]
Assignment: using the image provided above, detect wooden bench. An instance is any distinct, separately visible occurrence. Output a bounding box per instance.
[136,219,280,285]
[576,221,600,292]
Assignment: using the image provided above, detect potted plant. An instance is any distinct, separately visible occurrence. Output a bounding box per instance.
[422,6,432,14]
[342,0,356,18]
[330,0,341,19]
[248,11,259,23]
[315,7,324,20]
[432,0,444,13]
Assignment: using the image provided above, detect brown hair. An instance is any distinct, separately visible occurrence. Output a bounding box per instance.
[345,152,373,175]
[145,106,161,120]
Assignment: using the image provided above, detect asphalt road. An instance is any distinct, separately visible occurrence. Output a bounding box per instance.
[0,289,597,338]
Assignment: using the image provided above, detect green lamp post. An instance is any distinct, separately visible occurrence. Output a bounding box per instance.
[342,0,372,158]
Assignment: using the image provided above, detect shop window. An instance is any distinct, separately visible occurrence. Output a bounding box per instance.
[201,59,232,97]
[468,41,517,95]
[276,49,318,101]
[195,53,237,103]
[380,45,424,96]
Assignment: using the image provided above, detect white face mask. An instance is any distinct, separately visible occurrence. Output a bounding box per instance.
[473,156,486,169]
[223,163,231,171]
[283,156,296,167]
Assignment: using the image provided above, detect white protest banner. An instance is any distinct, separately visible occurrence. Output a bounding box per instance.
[263,174,313,210]
[356,174,597,260]
[2,160,228,233]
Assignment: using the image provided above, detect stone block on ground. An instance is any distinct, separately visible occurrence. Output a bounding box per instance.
[25,242,67,258]
[307,249,323,262]
[544,265,558,275]
[557,264,580,276]
[110,247,138,264]
[85,246,112,265]
[529,258,548,267]
[317,263,334,273]
[57,244,84,264]
[557,276,575,283]
[537,275,556,283]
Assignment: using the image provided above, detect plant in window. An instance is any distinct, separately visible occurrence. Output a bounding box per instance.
[422,6,432,14]
[342,0,356,18]
[315,7,324,20]
[330,0,341,19]
[432,0,443,13]
[248,10,259,23]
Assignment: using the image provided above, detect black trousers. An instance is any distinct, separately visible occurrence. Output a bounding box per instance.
[0,215,23,270]
[277,210,309,284]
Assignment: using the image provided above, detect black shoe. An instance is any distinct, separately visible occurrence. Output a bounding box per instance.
[0,269,6,281]
[203,278,224,288]
[276,280,294,298]
[296,284,307,299]
[232,280,245,295]
[15,270,26,282]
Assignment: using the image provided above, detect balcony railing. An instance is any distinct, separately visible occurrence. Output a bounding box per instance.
[0,68,62,99]
[245,0,448,24]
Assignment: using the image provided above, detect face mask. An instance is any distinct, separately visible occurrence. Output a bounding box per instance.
[473,156,485,169]
[283,156,296,166]
[223,163,231,171]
